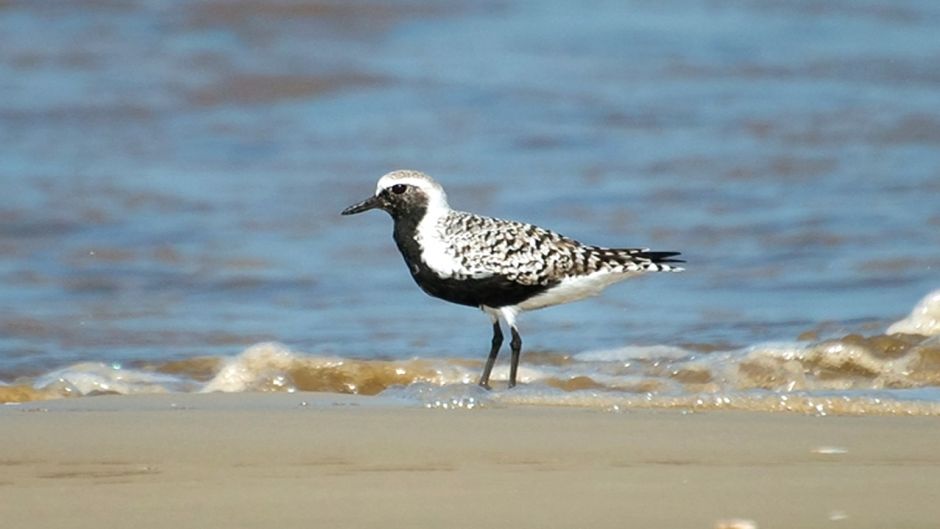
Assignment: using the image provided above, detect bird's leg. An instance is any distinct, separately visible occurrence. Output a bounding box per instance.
[478,321,503,390]
[508,326,522,388]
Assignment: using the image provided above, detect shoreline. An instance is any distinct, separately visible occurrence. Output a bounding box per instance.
[3,392,939,528]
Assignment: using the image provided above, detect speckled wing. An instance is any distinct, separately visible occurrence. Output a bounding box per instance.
[440,211,681,286]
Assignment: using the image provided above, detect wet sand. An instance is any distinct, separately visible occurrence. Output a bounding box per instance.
[2,393,939,528]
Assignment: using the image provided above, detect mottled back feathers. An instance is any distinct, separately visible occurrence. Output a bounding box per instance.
[432,209,683,285]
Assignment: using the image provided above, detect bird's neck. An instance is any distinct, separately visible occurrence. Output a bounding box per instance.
[391,204,430,265]
[392,202,455,271]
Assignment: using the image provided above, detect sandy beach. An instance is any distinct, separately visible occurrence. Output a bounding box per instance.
[4,1,940,527]
[2,393,938,529]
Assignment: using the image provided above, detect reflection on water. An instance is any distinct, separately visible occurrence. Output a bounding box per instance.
[1,1,940,410]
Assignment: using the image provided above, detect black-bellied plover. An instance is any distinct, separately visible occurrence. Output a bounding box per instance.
[341,170,684,389]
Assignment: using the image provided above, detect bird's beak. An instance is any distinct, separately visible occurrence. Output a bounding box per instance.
[341,194,384,215]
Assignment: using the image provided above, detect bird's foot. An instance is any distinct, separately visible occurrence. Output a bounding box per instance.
[478,381,492,391]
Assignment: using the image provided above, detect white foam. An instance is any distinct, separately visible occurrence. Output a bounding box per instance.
[200,342,482,394]
[11,290,940,414]
[887,289,940,336]
[737,340,914,391]
[35,362,187,396]
[740,342,809,361]
[575,345,692,362]
[201,342,301,393]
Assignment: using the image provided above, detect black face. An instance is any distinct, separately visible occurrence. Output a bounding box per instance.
[340,183,429,220]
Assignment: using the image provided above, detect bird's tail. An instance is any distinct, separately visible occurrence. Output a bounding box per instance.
[591,248,685,273]
[633,250,684,272]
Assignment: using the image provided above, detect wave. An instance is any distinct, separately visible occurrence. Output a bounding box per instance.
[3,289,940,415]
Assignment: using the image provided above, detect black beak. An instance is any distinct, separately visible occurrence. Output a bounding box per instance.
[341,194,384,215]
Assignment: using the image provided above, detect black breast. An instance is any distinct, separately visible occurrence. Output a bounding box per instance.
[390,212,552,309]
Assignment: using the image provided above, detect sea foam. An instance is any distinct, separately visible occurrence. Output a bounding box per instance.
[3,290,940,415]
[887,289,940,336]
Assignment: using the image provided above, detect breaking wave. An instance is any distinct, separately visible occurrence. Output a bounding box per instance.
[3,289,940,416]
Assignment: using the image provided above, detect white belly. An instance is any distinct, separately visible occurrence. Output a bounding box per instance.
[517,271,642,311]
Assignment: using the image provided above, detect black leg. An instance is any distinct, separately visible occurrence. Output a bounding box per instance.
[508,326,522,388]
[478,321,503,390]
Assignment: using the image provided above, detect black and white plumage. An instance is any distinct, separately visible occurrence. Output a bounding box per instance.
[341,170,684,389]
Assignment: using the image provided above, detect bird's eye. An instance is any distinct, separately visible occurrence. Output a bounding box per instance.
[391,184,407,195]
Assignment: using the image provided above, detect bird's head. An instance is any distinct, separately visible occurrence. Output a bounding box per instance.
[341,170,449,220]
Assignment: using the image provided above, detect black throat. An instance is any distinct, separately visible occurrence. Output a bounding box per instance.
[388,205,553,309]
[390,205,429,279]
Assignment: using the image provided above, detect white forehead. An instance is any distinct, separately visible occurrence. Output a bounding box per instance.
[375,170,447,200]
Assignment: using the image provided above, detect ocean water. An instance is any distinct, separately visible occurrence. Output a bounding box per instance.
[1,0,939,413]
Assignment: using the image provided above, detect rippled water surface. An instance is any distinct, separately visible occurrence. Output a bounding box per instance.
[2,0,939,411]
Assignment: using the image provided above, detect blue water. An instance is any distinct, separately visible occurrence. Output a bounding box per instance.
[1,1,939,404]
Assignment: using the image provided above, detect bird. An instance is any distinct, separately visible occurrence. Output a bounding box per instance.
[341,170,684,389]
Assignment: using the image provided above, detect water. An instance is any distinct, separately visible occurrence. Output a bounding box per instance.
[2,0,939,413]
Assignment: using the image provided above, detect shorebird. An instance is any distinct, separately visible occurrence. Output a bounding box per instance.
[341,170,684,389]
